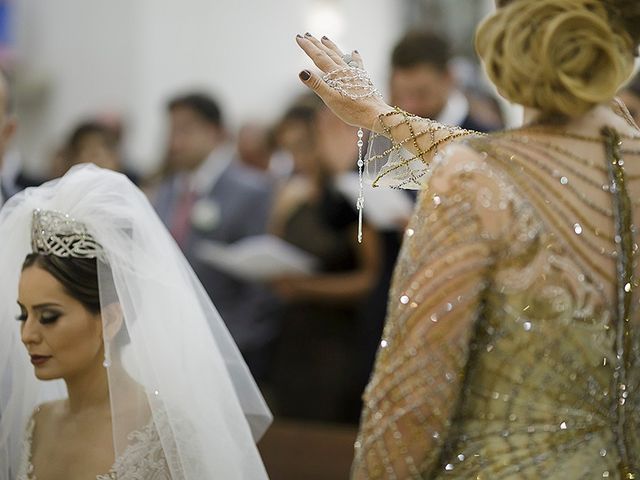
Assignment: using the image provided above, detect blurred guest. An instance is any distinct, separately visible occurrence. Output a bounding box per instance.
[0,66,16,454]
[466,88,505,130]
[64,121,120,171]
[268,95,382,424]
[153,92,277,378]
[55,120,139,184]
[450,57,505,130]
[0,69,17,206]
[268,94,322,228]
[390,30,495,132]
[0,75,16,311]
[619,73,640,125]
[236,121,276,173]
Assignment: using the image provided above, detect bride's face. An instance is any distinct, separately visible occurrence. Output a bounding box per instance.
[17,265,104,381]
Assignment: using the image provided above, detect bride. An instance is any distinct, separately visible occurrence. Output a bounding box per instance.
[0,164,271,479]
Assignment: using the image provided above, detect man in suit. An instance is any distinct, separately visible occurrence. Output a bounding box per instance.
[153,92,276,378]
[0,70,17,207]
[390,30,496,132]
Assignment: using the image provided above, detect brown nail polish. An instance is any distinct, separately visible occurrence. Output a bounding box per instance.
[299,70,311,81]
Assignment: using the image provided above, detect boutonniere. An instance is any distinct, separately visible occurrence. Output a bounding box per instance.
[191,198,221,231]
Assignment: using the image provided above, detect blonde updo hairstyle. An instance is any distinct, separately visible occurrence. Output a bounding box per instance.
[476,0,640,118]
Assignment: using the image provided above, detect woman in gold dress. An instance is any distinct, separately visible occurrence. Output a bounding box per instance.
[296,0,640,477]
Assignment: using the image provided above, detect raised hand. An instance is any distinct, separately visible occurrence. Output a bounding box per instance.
[296,33,392,131]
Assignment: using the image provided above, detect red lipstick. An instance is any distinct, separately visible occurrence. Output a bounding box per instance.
[30,355,51,366]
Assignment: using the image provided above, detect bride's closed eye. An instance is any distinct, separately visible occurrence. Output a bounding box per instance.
[15,309,62,324]
[39,312,61,325]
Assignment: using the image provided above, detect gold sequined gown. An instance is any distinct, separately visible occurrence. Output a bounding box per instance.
[352,102,640,479]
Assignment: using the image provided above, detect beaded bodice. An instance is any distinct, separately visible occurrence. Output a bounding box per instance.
[353,104,640,479]
[16,410,173,480]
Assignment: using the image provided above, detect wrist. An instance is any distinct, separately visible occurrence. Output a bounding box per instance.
[368,105,397,135]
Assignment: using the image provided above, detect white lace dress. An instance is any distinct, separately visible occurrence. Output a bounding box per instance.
[15,413,173,480]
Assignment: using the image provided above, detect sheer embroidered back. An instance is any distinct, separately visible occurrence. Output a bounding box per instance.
[352,103,640,479]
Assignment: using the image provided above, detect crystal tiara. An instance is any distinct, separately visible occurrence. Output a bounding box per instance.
[31,209,103,259]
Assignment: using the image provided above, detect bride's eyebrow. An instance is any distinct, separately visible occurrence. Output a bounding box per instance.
[27,302,64,311]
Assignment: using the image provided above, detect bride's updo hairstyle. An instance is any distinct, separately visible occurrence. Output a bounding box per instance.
[476,0,640,118]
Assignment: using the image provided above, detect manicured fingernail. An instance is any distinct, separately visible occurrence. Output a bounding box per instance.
[321,36,328,40]
[354,50,359,54]
[305,32,312,37]
[299,70,311,81]
[296,34,303,39]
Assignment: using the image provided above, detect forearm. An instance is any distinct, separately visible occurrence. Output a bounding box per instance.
[372,106,478,163]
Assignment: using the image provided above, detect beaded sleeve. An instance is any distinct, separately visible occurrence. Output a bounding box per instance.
[366,108,482,189]
[352,145,513,478]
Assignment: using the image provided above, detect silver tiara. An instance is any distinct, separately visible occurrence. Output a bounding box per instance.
[31,209,103,259]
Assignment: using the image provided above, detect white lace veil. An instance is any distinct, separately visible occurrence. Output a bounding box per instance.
[0,164,271,479]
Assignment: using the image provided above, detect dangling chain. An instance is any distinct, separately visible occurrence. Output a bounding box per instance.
[357,128,365,243]
[322,62,380,243]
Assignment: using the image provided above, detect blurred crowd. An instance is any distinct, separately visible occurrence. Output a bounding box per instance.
[2,30,638,426]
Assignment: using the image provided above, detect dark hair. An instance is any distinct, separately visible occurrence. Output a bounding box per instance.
[67,121,118,157]
[22,254,101,314]
[167,92,224,128]
[391,30,451,72]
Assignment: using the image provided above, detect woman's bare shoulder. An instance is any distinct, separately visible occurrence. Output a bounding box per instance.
[32,399,66,425]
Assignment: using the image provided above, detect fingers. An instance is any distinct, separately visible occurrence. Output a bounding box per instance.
[318,34,365,70]
[297,33,364,73]
[304,34,345,66]
[319,36,346,62]
[352,50,365,69]
[298,69,331,99]
[296,34,339,73]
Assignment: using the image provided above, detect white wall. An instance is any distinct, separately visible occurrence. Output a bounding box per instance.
[14,0,402,176]
[14,0,136,173]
